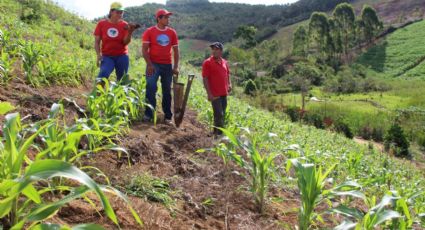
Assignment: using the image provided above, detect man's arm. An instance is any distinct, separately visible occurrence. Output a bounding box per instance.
[94,36,102,67]
[123,31,133,45]
[142,43,155,76]
[202,77,215,101]
[227,63,232,93]
[172,46,180,75]
[123,24,138,45]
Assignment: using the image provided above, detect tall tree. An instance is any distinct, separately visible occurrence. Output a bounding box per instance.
[360,5,383,44]
[308,12,332,60]
[292,25,308,57]
[333,3,356,62]
[328,18,343,61]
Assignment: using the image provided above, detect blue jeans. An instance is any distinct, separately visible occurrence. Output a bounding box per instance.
[144,63,173,120]
[97,54,129,81]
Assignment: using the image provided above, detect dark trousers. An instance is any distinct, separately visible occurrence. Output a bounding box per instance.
[144,63,173,120]
[211,96,227,134]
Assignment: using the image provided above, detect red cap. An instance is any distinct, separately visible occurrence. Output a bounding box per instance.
[156,9,172,19]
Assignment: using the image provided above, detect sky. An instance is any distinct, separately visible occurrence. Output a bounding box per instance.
[53,0,298,19]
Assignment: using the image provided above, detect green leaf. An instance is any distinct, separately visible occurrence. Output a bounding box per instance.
[0,101,15,115]
[331,205,364,219]
[14,160,118,226]
[374,210,400,226]
[334,221,357,230]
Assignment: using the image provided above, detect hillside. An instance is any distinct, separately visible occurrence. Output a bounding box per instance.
[122,0,355,42]
[356,19,425,78]
[271,0,425,58]
[1,0,425,229]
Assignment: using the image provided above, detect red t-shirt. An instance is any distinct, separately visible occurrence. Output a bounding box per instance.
[142,26,178,64]
[202,56,230,97]
[94,19,129,56]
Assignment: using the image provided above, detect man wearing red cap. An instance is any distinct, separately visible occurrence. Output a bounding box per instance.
[142,9,179,123]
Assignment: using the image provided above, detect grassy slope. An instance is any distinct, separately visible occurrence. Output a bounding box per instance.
[0,0,96,81]
[357,20,425,78]
[270,0,425,59]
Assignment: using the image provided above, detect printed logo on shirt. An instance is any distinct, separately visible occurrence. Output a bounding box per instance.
[107,28,119,38]
[156,34,170,46]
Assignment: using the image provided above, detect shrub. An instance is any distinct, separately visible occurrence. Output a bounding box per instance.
[384,123,410,157]
[334,119,353,139]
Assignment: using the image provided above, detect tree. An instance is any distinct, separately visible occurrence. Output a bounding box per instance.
[308,12,332,60]
[234,25,258,48]
[384,122,410,157]
[333,3,356,62]
[293,25,308,57]
[360,5,382,44]
[328,18,343,61]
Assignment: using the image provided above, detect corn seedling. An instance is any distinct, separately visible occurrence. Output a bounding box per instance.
[0,51,14,85]
[19,41,44,87]
[218,127,277,214]
[287,158,365,230]
[333,193,403,230]
[0,112,142,229]
[36,103,121,162]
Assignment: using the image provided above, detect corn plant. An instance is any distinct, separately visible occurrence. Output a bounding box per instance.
[335,190,425,230]
[0,50,14,85]
[333,193,402,230]
[87,78,151,128]
[0,112,142,229]
[19,41,44,87]
[218,127,277,214]
[287,158,364,230]
[35,103,121,162]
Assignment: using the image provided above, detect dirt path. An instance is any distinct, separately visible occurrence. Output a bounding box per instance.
[50,111,300,229]
[1,80,302,229]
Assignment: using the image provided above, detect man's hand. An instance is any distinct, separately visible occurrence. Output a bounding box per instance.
[172,66,179,75]
[208,94,218,102]
[146,63,155,77]
[96,54,102,67]
[125,23,141,33]
[228,84,232,93]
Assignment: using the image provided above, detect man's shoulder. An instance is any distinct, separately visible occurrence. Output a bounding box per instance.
[144,26,156,33]
[96,19,108,26]
[167,27,177,34]
[202,57,213,65]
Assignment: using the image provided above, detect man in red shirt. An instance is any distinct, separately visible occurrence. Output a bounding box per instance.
[142,9,180,124]
[94,2,137,83]
[202,42,232,135]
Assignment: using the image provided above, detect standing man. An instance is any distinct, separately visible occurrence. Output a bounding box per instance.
[94,2,137,83]
[202,42,232,135]
[142,9,179,123]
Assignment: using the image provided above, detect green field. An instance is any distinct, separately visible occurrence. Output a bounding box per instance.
[1,0,425,229]
[357,20,425,78]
